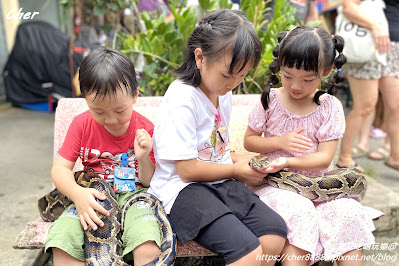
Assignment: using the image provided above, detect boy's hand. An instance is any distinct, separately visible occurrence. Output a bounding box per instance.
[232,158,266,186]
[280,129,312,153]
[134,129,152,160]
[73,186,110,231]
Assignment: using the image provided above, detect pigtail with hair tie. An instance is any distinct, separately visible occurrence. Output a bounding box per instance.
[261,59,280,109]
[314,33,347,104]
[326,36,347,97]
[262,26,301,109]
[261,28,297,109]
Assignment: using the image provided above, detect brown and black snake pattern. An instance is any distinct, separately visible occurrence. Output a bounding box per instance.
[38,171,176,266]
[249,155,367,202]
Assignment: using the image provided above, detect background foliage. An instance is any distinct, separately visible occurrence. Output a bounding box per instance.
[63,0,298,96]
[120,0,297,96]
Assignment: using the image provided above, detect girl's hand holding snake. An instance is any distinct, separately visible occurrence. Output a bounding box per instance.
[254,157,288,174]
[232,159,266,185]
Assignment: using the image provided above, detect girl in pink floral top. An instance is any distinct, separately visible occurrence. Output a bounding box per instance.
[244,26,384,266]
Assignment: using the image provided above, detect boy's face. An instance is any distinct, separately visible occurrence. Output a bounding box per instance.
[86,88,138,136]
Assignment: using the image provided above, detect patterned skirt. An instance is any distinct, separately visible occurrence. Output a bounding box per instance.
[343,41,399,80]
[252,185,384,265]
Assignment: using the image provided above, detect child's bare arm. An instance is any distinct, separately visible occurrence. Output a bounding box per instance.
[244,126,313,154]
[259,140,339,173]
[285,140,338,170]
[51,156,110,230]
[134,129,155,187]
[175,158,265,185]
[230,150,253,163]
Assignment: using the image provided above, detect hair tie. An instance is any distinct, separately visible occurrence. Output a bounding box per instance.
[333,83,338,86]
[269,82,274,87]
[331,35,334,39]
[339,52,343,55]
[281,25,298,44]
[287,25,297,35]
[337,68,342,72]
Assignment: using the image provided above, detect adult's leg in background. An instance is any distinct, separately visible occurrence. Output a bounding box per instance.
[379,76,399,168]
[337,75,379,168]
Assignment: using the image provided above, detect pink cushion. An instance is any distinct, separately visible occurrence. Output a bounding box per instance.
[17,218,214,256]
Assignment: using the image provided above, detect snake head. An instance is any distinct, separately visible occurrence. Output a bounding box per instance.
[249,155,271,172]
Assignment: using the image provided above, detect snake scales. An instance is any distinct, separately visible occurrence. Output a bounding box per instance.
[249,155,367,202]
[38,171,176,266]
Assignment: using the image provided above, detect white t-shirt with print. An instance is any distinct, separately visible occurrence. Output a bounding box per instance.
[148,79,233,214]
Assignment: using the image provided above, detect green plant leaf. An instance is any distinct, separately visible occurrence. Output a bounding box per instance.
[118,0,297,95]
[151,36,164,55]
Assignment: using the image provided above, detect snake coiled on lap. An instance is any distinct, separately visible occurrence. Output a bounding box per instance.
[38,171,176,266]
[249,155,367,202]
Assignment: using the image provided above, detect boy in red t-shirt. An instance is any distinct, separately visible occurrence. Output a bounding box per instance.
[45,47,160,265]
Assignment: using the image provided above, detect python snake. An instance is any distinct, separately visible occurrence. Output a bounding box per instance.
[38,171,176,265]
[249,155,367,202]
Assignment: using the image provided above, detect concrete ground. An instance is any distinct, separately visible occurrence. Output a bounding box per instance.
[1,99,398,265]
[0,106,54,265]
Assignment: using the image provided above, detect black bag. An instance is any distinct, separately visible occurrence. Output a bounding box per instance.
[3,21,99,106]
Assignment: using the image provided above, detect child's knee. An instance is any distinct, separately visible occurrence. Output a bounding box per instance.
[133,240,160,262]
[259,234,286,254]
[52,247,85,265]
[229,245,263,266]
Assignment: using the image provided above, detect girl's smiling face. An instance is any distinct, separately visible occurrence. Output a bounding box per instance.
[280,66,321,100]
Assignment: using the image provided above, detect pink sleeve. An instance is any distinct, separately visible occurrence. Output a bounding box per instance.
[316,97,346,142]
[248,100,268,133]
[58,117,82,162]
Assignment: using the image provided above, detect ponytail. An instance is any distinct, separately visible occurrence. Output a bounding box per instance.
[314,35,347,104]
[261,31,289,109]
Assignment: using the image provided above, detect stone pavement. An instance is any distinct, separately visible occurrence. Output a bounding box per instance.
[0,101,398,266]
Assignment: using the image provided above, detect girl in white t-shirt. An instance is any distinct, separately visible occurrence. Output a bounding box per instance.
[148,9,287,266]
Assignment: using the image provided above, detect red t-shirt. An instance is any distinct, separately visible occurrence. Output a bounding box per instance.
[59,110,155,182]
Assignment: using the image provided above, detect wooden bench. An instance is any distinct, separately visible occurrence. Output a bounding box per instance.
[13,94,260,261]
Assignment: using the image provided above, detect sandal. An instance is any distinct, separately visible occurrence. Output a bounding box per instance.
[385,160,399,171]
[368,146,390,160]
[336,162,365,173]
[352,145,368,159]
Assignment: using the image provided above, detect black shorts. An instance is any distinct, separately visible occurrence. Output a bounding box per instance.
[169,180,287,263]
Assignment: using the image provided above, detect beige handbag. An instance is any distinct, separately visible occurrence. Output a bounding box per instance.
[335,0,388,65]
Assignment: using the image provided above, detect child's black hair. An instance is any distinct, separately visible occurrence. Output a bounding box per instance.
[175,9,262,87]
[261,26,347,109]
[79,47,138,99]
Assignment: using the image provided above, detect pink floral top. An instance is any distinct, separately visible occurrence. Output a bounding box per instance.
[248,88,345,176]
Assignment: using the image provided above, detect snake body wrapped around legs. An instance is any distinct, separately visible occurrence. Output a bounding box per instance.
[121,193,176,266]
[38,171,176,266]
[249,155,367,202]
